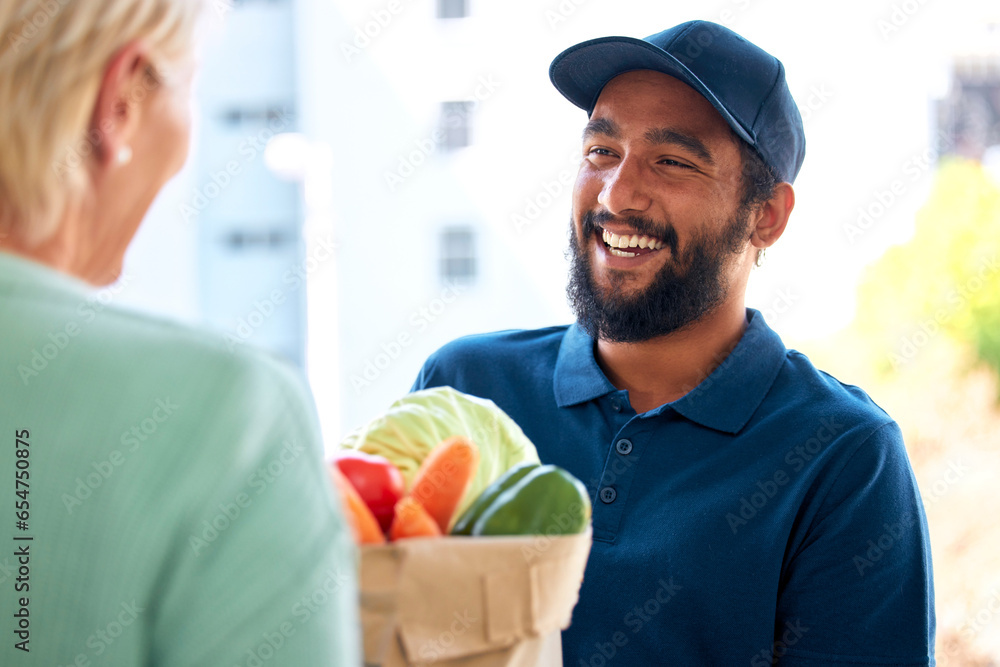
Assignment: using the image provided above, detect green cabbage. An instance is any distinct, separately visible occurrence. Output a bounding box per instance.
[339,386,540,521]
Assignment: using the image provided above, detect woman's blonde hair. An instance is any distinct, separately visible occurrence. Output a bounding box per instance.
[0,0,206,247]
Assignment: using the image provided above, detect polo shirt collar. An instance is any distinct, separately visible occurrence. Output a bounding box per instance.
[553,323,618,406]
[553,309,787,433]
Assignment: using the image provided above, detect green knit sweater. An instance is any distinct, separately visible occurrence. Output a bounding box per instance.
[0,252,360,666]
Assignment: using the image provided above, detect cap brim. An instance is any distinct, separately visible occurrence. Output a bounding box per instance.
[549,36,755,145]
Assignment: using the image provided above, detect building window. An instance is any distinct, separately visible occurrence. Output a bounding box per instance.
[220,105,291,127]
[223,228,296,251]
[439,101,473,150]
[437,0,469,19]
[440,226,476,284]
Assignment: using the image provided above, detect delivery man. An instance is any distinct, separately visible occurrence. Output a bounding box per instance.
[412,20,935,666]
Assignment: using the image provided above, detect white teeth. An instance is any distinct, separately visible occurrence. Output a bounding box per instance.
[609,248,636,257]
[600,228,665,253]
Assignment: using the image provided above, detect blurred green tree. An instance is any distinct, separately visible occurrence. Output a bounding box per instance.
[854,159,1000,383]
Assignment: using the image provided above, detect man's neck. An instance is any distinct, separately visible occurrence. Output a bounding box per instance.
[594,300,749,413]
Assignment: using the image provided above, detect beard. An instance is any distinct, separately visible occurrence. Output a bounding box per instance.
[567,207,752,343]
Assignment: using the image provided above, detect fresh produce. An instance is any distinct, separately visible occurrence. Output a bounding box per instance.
[408,436,480,533]
[339,387,540,522]
[335,388,590,544]
[335,452,405,533]
[451,462,540,535]
[327,463,386,544]
[389,497,442,540]
[468,464,591,537]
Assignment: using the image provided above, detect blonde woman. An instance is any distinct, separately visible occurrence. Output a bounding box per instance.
[0,2,359,665]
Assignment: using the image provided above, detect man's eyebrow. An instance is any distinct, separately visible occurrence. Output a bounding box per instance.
[645,128,715,165]
[582,117,620,140]
[583,119,716,165]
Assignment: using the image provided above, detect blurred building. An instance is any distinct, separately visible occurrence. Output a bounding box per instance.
[935,31,1000,161]
[125,0,585,443]
[194,0,306,368]
[295,0,580,442]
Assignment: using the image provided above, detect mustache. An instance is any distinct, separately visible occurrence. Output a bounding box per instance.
[581,209,679,255]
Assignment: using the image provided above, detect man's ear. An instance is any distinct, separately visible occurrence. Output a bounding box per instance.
[90,41,155,168]
[750,182,794,250]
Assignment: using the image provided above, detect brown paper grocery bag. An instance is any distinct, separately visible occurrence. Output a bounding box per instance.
[360,528,592,666]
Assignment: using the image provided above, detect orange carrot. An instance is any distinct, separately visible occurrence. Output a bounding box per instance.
[389,496,442,540]
[408,436,480,533]
[327,463,386,545]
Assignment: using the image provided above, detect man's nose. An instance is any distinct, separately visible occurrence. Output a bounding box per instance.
[597,157,652,215]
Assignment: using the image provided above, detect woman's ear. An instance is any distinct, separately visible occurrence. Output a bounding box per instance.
[89,41,156,168]
[750,182,795,250]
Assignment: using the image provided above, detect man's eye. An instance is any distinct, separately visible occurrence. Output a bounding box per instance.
[586,146,615,160]
[659,158,693,169]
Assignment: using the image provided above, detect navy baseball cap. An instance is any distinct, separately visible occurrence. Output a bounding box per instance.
[549,20,806,183]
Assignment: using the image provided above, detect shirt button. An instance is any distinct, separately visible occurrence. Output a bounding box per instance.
[599,486,617,504]
[615,439,633,455]
[610,399,622,412]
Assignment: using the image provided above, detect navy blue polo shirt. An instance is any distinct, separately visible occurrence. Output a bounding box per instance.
[412,309,935,666]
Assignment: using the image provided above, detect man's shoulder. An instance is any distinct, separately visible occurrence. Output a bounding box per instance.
[773,347,896,436]
[426,325,571,365]
[414,325,572,393]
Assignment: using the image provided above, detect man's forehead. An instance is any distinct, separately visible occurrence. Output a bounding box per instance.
[591,69,715,116]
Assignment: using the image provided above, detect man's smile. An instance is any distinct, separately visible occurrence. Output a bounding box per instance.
[600,227,667,258]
